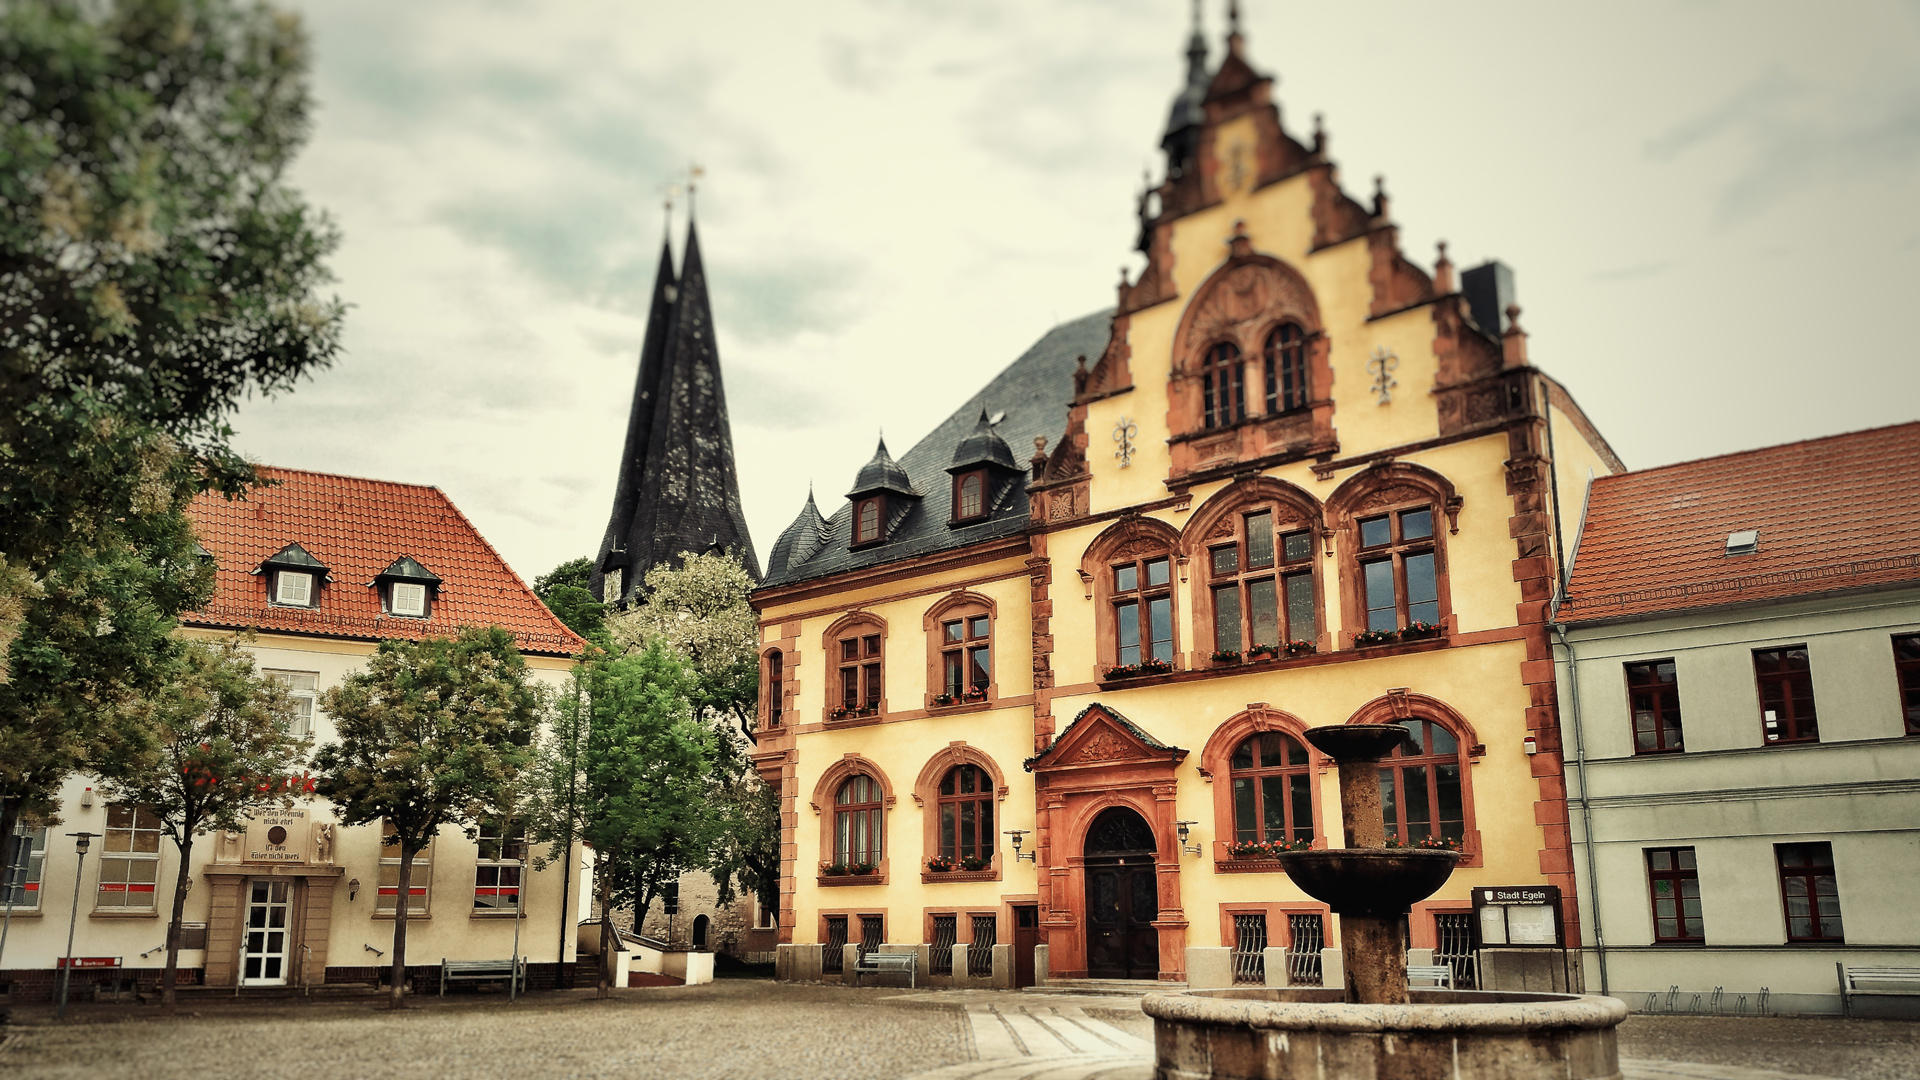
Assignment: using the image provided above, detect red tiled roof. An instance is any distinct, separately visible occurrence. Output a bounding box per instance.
[183,467,586,656]
[1559,422,1920,624]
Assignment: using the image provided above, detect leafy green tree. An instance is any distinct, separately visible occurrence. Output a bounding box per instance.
[313,627,542,1008]
[610,551,759,732]
[534,557,605,641]
[558,642,719,996]
[95,636,307,1010]
[0,0,343,890]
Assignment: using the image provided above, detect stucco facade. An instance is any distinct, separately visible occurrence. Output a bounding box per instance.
[753,20,1620,989]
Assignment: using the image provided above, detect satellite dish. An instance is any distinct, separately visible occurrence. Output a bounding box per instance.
[988,411,1006,426]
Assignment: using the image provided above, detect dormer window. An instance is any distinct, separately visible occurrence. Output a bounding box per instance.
[390,582,428,618]
[275,571,313,607]
[257,542,329,609]
[604,567,623,603]
[854,496,886,545]
[953,470,987,522]
[371,555,440,620]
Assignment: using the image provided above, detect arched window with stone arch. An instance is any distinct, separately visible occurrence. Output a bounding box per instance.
[1326,464,1462,646]
[821,612,887,721]
[912,743,1009,879]
[1346,693,1483,864]
[1199,707,1325,861]
[1201,341,1245,429]
[1187,479,1326,662]
[922,591,997,707]
[1263,322,1308,414]
[762,648,785,728]
[1083,517,1182,677]
[811,755,897,881]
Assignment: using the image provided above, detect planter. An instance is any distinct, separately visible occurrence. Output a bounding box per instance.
[921,868,998,884]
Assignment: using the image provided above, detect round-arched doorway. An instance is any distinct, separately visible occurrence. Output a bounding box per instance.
[1083,806,1160,979]
[692,914,711,951]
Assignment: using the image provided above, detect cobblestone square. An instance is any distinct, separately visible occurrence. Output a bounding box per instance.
[5,983,1919,1080]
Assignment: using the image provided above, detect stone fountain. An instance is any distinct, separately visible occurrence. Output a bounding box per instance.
[1145,724,1626,1080]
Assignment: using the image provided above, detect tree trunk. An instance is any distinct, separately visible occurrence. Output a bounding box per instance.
[596,869,613,999]
[161,835,193,1012]
[390,847,414,1009]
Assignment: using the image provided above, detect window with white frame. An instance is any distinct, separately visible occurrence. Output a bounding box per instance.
[377,821,432,916]
[98,804,162,912]
[473,820,527,913]
[265,670,318,737]
[5,820,48,910]
[274,570,314,606]
[390,581,428,618]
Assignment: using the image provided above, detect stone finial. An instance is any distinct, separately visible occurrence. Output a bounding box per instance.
[1312,113,1327,157]
[1073,354,1090,394]
[1372,175,1390,220]
[1433,240,1454,294]
[1227,219,1253,259]
[1030,436,1049,481]
[1502,303,1529,367]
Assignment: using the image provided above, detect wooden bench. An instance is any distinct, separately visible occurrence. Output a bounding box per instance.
[853,950,917,988]
[1837,963,1920,1018]
[440,957,526,995]
[1407,964,1454,989]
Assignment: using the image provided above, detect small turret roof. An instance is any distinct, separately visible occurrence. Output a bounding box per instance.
[848,438,920,499]
[949,409,1019,473]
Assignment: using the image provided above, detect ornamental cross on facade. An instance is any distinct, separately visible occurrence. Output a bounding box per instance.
[1113,416,1139,468]
[1368,347,1400,404]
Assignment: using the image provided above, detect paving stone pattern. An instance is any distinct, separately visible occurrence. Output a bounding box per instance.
[4,983,1917,1080]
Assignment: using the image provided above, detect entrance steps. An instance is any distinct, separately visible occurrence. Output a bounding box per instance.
[1024,978,1187,997]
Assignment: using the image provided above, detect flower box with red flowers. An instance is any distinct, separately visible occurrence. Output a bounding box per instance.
[1226,838,1314,859]
[1384,834,1462,852]
[1283,639,1316,657]
[1353,628,1399,648]
[1103,658,1175,680]
[1209,649,1243,665]
[1400,621,1443,641]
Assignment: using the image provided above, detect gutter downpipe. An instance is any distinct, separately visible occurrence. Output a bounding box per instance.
[1541,376,1607,994]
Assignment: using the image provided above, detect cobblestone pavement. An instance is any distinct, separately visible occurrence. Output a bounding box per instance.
[3,982,1917,1080]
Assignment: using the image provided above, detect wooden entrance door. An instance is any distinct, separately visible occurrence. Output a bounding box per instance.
[1013,905,1039,988]
[1083,807,1159,980]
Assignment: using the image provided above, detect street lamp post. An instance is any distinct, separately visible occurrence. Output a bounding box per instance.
[56,832,98,1021]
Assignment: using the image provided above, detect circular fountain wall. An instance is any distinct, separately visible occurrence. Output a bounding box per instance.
[1145,987,1626,1080]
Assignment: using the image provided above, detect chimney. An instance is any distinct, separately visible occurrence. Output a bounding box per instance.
[1461,260,1515,339]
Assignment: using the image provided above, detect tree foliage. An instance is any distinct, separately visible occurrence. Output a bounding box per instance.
[0,0,343,897]
[533,556,605,641]
[313,627,542,1006]
[95,635,306,1008]
[610,551,759,733]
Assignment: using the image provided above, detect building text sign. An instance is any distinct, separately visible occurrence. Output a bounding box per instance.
[1471,885,1564,948]
[245,806,310,863]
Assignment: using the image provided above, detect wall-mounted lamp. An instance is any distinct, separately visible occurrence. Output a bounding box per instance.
[1005,829,1037,863]
[79,787,94,809]
[347,877,361,902]
[1521,736,1538,756]
[1174,820,1202,857]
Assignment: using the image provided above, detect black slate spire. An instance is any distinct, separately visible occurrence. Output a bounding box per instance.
[592,221,760,604]
[1161,0,1211,178]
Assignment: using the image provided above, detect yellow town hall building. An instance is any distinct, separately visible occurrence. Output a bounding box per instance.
[753,12,1621,989]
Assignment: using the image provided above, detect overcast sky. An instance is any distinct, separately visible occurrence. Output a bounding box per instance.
[232,0,1920,584]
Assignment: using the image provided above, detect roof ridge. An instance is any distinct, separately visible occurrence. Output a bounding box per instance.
[419,484,587,650]
[1590,419,1920,487]
[254,463,444,494]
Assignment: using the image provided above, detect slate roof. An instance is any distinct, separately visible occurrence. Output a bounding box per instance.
[592,222,761,603]
[1558,421,1920,625]
[760,308,1112,588]
[183,467,586,656]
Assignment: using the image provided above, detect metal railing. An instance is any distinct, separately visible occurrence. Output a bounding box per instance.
[930,916,957,976]
[1231,913,1267,984]
[822,916,847,974]
[1434,912,1478,990]
[1286,913,1324,986]
[967,915,996,978]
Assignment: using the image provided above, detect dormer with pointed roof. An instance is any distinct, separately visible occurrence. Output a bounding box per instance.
[846,438,921,548]
[766,489,832,578]
[948,409,1021,527]
[590,216,760,606]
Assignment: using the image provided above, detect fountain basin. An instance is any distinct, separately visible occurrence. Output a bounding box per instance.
[1146,987,1626,1080]
[1276,848,1459,917]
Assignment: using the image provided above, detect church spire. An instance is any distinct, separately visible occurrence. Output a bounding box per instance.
[1160,0,1211,180]
[591,212,760,604]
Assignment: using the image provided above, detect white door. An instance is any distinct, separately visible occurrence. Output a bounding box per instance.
[240,880,292,986]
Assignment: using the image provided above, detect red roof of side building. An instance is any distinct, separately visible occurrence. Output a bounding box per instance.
[182,466,586,656]
[1558,421,1920,625]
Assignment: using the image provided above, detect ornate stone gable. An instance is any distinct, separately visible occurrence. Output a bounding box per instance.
[1025,703,1187,773]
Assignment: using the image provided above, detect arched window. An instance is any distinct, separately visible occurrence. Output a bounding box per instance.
[1206,505,1316,656]
[763,649,785,728]
[1358,505,1439,632]
[937,765,994,862]
[939,611,991,700]
[854,496,884,545]
[954,471,985,521]
[834,774,884,865]
[1263,323,1307,414]
[1379,719,1464,843]
[1202,342,1245,429]
[1229,732,1314,845]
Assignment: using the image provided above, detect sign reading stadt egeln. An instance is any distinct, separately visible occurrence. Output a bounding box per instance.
[1472,886,1559,906]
